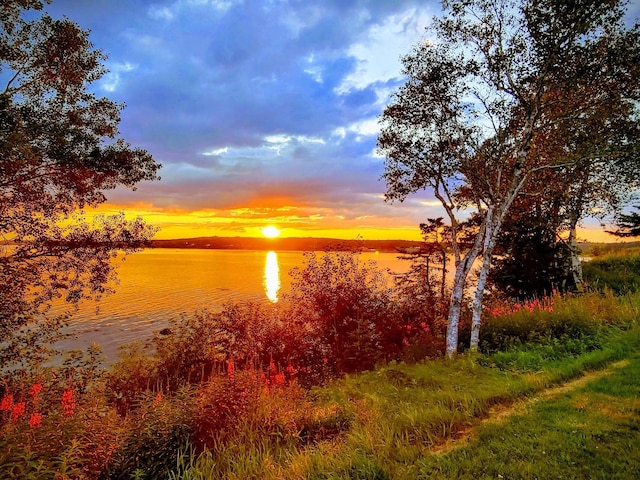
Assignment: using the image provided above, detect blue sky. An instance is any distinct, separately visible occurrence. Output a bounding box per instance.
[37,0,640,240]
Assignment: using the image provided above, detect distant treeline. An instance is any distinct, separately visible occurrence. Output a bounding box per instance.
[149,236,423,252]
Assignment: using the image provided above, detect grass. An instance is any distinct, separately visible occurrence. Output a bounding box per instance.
[272,328,640,480]
[166,325,640,479]
[583,252,640,293]
[2,288,639,478]
[417,346,640,479]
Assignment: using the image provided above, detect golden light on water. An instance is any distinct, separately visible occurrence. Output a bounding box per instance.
[264,251,280,302]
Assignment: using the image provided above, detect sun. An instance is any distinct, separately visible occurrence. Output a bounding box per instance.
[261,225,281,238]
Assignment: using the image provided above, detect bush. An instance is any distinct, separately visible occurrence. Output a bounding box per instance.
[283,251,402,374]
[479,290,638,356]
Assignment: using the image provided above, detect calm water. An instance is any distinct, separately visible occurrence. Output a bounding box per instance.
[55,249,409,364]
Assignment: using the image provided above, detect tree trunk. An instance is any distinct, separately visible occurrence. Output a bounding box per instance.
[440,247,447,300]
[568,223,583,288]
[469,208,501,352]
[445,225,485,358]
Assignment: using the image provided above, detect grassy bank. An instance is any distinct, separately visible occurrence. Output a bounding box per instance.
[165,324,640,479]
[418,348,640,479]
[1,265,639,478]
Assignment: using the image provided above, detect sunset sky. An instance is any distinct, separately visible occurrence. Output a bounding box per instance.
[41,0,640,242]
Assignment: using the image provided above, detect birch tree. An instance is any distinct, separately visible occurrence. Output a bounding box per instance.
[379,0,640,357]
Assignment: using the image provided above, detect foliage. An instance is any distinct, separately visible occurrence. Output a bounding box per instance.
[479,290,637,356]
[0,0,161,367]
[283,251,403,375]
[583,253,640,294]
[105,251,434,405]
[0,369,125,479]
[608,205,640,237]
[393,220,453,361]
[490,210,576,298]
[2,291,639,478]
[378,0,640,356]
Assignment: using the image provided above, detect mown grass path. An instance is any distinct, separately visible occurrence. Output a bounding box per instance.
[418,354,640,479]
[431,359,631,456]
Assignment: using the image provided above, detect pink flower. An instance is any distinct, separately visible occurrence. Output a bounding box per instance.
[273,372,285,386]
[29,383,43,398]
[227,359,235,382]
[29,412,42,428]
[285,364,297,377]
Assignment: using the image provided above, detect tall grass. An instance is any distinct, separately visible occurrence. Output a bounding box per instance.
[583,253,640,293]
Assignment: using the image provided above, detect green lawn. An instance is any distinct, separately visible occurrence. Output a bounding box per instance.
[418,349,640,479]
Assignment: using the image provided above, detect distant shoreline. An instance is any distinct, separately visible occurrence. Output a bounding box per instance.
[148,237,640,254]
[149,236,424,253]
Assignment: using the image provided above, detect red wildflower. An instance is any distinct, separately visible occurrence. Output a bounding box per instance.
[0,394,13,411]
[152,392,163,408]
[227,359,235,382]
[29,412,43,428]
[29,383,43,398]
[273,372,285,386]
[61,389,76,416]
[10,402,25,422]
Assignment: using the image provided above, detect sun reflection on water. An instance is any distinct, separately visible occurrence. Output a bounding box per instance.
[264,251,280,302]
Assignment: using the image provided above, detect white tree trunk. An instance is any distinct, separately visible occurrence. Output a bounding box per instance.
[470,208,501,352]
[568,224,583,288]
[445,226,485,358]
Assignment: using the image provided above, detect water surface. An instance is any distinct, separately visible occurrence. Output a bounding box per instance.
[55,249,409,363]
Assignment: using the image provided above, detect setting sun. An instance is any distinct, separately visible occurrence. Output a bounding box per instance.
[261,225,281,238]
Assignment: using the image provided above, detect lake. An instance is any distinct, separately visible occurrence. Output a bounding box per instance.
[54,248,410,364]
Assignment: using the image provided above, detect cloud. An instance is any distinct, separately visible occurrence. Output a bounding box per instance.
[44,0,441,236]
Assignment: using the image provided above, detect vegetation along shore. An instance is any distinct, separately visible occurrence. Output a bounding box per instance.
[2,0,640,478]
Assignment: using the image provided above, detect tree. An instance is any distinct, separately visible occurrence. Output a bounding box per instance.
[379,0,640,357]
[489,207,574,298]
[608,206,640,237]
[1,1,161,366]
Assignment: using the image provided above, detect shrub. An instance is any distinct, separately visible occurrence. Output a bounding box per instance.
[283,251,401,375]
[479,290,638,355]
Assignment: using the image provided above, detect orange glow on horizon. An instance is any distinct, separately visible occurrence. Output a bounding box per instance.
[84,203,632,244]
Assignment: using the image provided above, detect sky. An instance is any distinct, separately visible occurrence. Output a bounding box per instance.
[37,0,640,241]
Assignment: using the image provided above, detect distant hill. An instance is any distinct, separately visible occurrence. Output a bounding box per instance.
[150,236,423,253]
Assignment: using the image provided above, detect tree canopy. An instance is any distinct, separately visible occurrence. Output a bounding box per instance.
[0,0,161,366]
[608,206,640,238]
[378,0,640,357]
